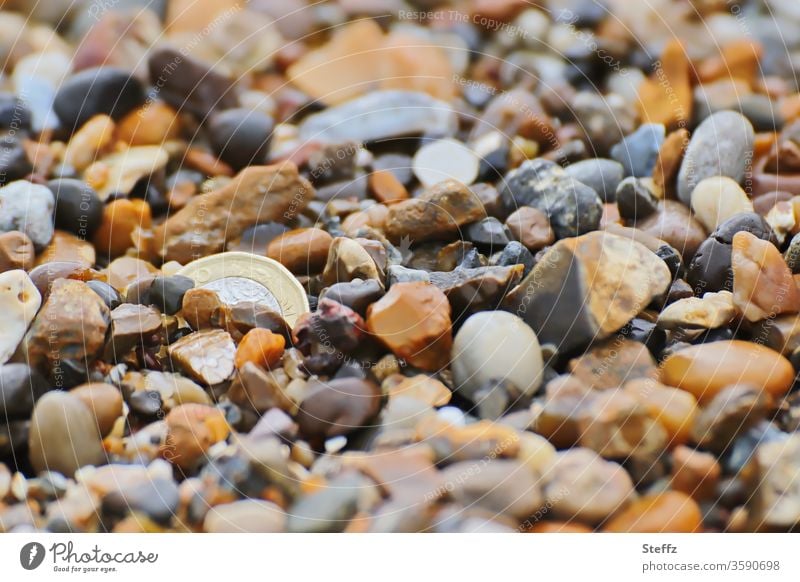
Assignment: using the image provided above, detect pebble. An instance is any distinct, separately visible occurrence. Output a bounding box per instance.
[36,231,96,267]
[611,123,666,178]
[287,472,374,533]
[731,231,800,322]
[28,391,106,477]
[657,290,735,330]
[296,378,382,447]
[755,435,800,531]
[181,288,224,331]
[116,102,181,147]
[465,218,511,252]
[204,500,286,533]
[660,340,794,403]
[267,228,332,275]
[564,158,625,202]
[451,311,543,401]
[102,477,179,526]
[567,338,657,390]
[690,176,754,232]
[501,159,603,239]
[107,303,162,357]
[88,145,169,201]
[670,446,720,501]
[227,362,294,415]
[637,200,707,260]
[616,177,659,221]
[0,231,34,272]
[71,383,123,437]
[168,330,236,386]
[106,257,156,291]
[162,404,229,471]
[625,379,698,446]
[49,179,104,238]
[412,138,479,188]
[154,164,314,264]
[209,108,274,171]
[0,181,55,251]
[53,66,145,130]
[493,241,535,276]
[509,231,671,352]
[92,198,152,259]
[653,128,689,198]
[638,40,692,130]
[322,237,381,286]
[384,179,485,244]
[572,92,636,153]
[235,329,286,370]
[545,448,634,525]
[0,269,41,364]
[367,282,452,372]
[319,279,384,317]
[677,111,755,205]
[0,135,33,185]
[604,491,702,532]
[504,206,554,251]
[386,375,451,407]
[0,363,50,420]
[692,383,769,454]
[148,275,195,316]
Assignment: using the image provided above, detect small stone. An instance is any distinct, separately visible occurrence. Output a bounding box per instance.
[368,170,408,204]
[386,375,451,407]
[235,328,286,370]
[321,237,380,286]
[754,434,800,531]
[128,390,163,420]
[319,279,384,317]
[227,362,295,415]
[690,176,754,232]
[71,383,123,437]
[638,40,692,130]
[0,231,34,272]
[732,231,800,322]
[154,164,314,263]
[295,378,382,447]
[92,198,152,259]
[168,330,236,386]
[692,383,769,454]
[299,90,457,144]
[653,128,689,197]
[657,290,735,330]
[204,500,286,533]
[181,288,225,331]
[0,269,41,364]
[162,403,229,471]
[637,200,707,260]
[765,200,796,246]
[509,231,671,352]
[54,66,145,130]
[106,257,156,292]
[287,472,374,533]
[505,206,554,251]
[87,145,168,201]
[36,231,96,267]
[0,135,32,185]
[625,379,698,446]
[465,217,511,252]
[149,275,195,315]
[451,311,542,401]
[677,111,755,205]
[545,448,634,525]
[0,181,55,251]
[208,108,273,171]
[615,177,659,221]
[670,446,720,501]
[116,102,181,147]
[63,114,115,172]
[384,179,485,244]
[102,477,179,526]
[367,282,452,372]
[28,391,106,477]
[564,158,625,203]
[0,363,50,420]
[572,92,636,153]
[107,303,162,358]
[493,241,535,276]
[611,123,666,178]
[267,228,333,275]
[501,159,603,239]
[660,340,794,403]
[604,491,702,532]
[567,338,657,389]
[412,138,479,188]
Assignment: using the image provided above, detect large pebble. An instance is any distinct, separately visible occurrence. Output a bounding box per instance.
[604,491,702,532]
[0,363,50,420]
[690,176,754,232]
[204,500,286,533]
[564,158,624,202]
[28,391,106,477]
[54,66,145,130]
[677,111,755,204]
[71,383,123,437]
[208,108,273,171]
[660,340,794,403]
[0,181,55,250]
[0,270,41,364]
[452,311,543,401]
[610,123,666,178]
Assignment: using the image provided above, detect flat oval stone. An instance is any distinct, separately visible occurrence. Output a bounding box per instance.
[54,66,145,130]
[28,391,106,477]
[452,311,542,400]
[660,340,794,403]
[677,110,755,204]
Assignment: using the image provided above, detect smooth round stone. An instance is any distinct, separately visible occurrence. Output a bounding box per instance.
[149,275,195,315]
[208,108,274,171]
[565,159,625,202]
[53,66,145,130]
[49,179,104,238]
[505,206,554,251]
[604,491,702,532]
[28,391,106,477]
[690,176,754,232]
[452,311,543,401]
[0,269,41,365]
[677,110,755,204]
[660,340,794,403]
[267,228,333,275]
[0,135,33,183]
[71,383,123,437]
[102,477,180,526]
[610,123,666,178]
[0,364,50,420]
[0,92,31,131]
[413,138,479,188]
[204,500,286,533]
[0,181,55,250]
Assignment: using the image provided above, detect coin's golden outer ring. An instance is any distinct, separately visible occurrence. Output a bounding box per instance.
[176,251,310,327]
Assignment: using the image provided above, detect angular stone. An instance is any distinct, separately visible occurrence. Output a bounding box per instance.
[693,383,769,454]
[0,270,41,364]
[509,231,671,352]
[732,231,800,322]
[154,164,314,263]
[670,445,720,501]
[322,237,381,287]
[366,282,452,372]
[106,303,162,358]
[168,330,236,386]
[624,379,698,446]
[657,290,735,329]
[638,40,692,130]
[660,340,794,403]
[429,264,523,315]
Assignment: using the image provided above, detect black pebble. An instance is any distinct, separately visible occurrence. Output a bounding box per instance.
[493,241,535,277]
[0,364,51,419]
[54,67,145,131]
[616,177,659,221]
[86,280,122,310]
[0,135,33,185]
[149,275,195,315]
[466,217,510,252]
[0,93,32,132]
[49,178,104,238]
[209,108,273,170]
[128,389,163,419]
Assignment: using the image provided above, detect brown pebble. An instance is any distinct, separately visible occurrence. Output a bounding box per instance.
[71,382,124,437]
[0,231,35,271]
[181,288,225,330]
[267,228,332,275]
[369,169,409,204]
[35,230,96,267]
[604,491,702,532]
[670,445,720,501]
[235,328,286,370]
[162,403,229,471]
[505,206,554,251]
[92,198,152,259]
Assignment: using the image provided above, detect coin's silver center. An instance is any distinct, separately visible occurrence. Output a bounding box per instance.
[201,277,282,313]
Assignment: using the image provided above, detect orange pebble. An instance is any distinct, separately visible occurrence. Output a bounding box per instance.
[235,328,286,370]
[92,198,152,259]
[603,491,703,533]
[527,522,593,533]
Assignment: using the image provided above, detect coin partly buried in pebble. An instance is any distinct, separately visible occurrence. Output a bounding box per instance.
[176,252,310,327]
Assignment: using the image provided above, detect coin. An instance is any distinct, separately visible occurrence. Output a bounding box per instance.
[176,252,310,327]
